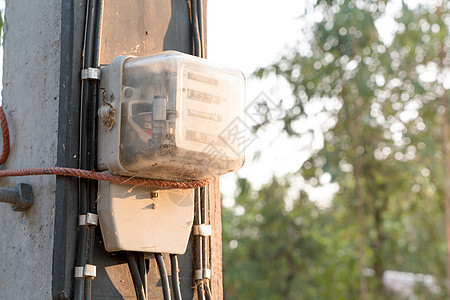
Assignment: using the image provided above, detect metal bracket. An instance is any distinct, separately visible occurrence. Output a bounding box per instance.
[74,264,97,278]
[79,213,98,226]
[81,67,101,80]
[193,224,212,237]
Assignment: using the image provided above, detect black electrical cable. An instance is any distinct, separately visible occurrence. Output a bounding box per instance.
[74,0,102,299]
[75,1,93,299]
[85,5,101,296]
[74,212,88,300]
[137,252,148,298]
[170,254,182,300]
[88,0,102,171]
[201,185,213,298]
[194,188,205,300]
[205,284,212,300]
[127,252,147,300]
[86,0,102,287]
[155,253,171,300]
[200,186,207,291]
[196,0,205,58]
[206,185,212,283]
[80,0,97,169]
[197,284,205,300]
[88,0,102,173]
[190,0,201,57]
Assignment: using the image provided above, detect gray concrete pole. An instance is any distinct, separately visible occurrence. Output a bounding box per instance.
[0,0,61,299]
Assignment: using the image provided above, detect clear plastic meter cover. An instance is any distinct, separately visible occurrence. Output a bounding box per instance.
[119,51,245,181]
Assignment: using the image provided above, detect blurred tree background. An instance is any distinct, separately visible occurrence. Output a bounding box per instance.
[222,0,450,299]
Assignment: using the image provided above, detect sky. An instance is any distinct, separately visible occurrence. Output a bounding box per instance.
[207,1,316,204]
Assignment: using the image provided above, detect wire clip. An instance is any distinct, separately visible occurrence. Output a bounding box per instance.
[193,224,212,236]
[74,266,84,278]
[84,264,97,278]
[203,268,211,279]
[79,213,98,226]
[194,268,211,280]
[74,264,97,278]
[194,269,203,280]
[81,67,101,80]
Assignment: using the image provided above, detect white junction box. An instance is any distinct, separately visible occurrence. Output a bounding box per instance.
[97,51,246,181]
[97,181,194,254]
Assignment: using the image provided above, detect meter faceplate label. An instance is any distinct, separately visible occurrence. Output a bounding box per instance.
[178,64,242,157]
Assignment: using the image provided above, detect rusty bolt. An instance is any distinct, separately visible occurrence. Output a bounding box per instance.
[151,190,159,198]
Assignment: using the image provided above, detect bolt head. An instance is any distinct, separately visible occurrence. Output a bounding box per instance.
[151,190,159,198]
[12,183,34,211]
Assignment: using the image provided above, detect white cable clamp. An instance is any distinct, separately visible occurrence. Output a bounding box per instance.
[85,213,99,226]
[74,264,97,278]
[83,264,97,278]
[74,266,84,278]
[193,224,212,236]
[194,269,203,280]
[78,214,87,226]
[81,67,101,80]
[79,213,98,226]
[203,268,211,279]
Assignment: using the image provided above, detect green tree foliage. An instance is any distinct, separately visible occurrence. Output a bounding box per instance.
[223,0,450,299]
[224,178,363,299]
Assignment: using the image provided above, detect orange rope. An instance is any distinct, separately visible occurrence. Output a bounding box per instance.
[0,107,209,189]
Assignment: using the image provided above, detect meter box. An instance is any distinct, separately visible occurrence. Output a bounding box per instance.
[98,51,246,181]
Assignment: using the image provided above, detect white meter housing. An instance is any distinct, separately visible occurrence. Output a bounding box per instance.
[98,51,246,181]
[97,182,193,254]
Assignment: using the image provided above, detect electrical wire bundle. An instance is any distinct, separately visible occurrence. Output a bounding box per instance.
[127,252,182,300]
[194,187,213,300]
[127,252,148,300]
[190,0,205,58]
[74,0,102,299]
[189,1,213,299]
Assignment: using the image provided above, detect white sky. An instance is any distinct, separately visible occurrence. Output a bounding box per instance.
[207,0,305,74]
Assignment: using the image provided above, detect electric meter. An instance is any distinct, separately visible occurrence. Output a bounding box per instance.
[98,51,246,181]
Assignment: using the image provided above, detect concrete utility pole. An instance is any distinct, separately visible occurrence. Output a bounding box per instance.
[0,0,223,299]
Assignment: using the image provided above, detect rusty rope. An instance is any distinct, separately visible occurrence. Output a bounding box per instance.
[0,108,10,166]
[0,107,209,189]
